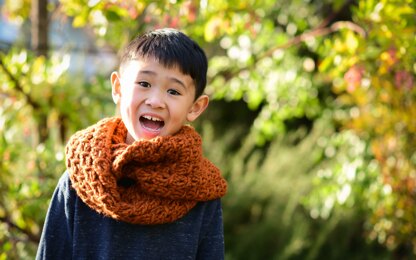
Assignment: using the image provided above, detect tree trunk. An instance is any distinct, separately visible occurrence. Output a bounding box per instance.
[31,0,49,57]
[31,0,50,143]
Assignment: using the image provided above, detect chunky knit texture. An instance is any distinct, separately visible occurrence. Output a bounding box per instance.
[65,117,227,225]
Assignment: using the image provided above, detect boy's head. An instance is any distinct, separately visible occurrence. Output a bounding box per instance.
[119,28,208,99]
[111,28,209,143]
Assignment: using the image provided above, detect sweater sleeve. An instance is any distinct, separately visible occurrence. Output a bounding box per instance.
[36,171,74,260]
[196,199,225,260]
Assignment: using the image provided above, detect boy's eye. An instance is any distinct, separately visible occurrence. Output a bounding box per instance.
[137,81,150,88]
[167,89,181,96]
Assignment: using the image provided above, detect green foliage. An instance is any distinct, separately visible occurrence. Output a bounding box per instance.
[0,50,64,258]
[209,49,321,144]
[1,0,415,258]
[0,47,113,258]
[316,0,416,253]
[201,116,392,259]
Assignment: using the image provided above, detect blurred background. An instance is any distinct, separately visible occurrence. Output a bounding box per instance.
[0,0,415,259]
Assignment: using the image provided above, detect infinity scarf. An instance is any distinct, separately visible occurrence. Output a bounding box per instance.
[65,117,227,225]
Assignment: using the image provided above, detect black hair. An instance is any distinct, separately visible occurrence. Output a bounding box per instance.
[120,28,208,99]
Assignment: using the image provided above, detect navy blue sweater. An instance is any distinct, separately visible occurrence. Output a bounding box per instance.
[36,171,225,260]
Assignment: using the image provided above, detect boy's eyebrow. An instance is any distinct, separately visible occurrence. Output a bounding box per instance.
[139,70,187,89]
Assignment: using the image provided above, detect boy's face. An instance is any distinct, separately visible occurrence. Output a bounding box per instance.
[111,58,208,143]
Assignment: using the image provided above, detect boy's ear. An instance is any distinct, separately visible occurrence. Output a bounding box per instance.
[187,95,209,122]
[111,71,121,104]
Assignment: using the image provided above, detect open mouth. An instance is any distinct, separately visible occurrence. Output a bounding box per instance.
[140,115,165,131]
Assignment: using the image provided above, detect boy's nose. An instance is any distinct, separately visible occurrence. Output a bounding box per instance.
[144,90,166,109]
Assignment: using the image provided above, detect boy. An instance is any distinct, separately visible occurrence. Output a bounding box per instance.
[36,28,228,259]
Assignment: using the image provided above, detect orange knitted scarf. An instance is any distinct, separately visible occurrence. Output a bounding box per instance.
[65,117,227,225]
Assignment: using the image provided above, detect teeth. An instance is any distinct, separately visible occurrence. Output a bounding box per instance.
[143,115,162,121]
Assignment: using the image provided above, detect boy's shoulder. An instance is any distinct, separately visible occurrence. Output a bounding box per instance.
[58,171,71,189]
[53,170,76,203]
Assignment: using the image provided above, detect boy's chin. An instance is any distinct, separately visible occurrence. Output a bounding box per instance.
[139,128,162,140]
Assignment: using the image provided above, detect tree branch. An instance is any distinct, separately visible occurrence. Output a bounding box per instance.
[212,20,366,85]
[258,21,366,60]
[0,57,41,110]
[211,0,362,84]
[0,215,40,243]
[316,0,356,29]
[0,54,50,142]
